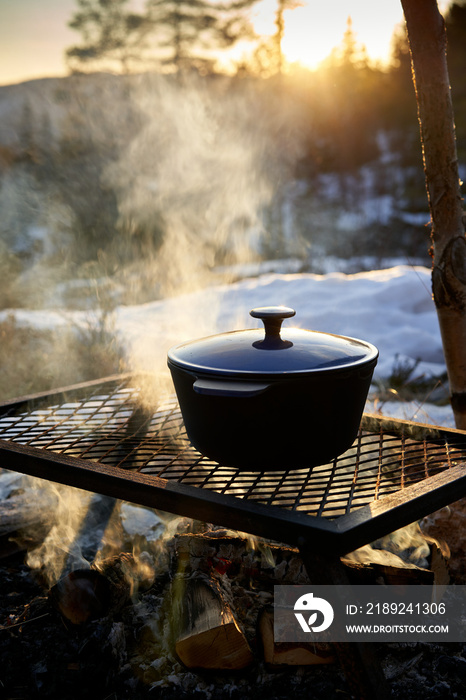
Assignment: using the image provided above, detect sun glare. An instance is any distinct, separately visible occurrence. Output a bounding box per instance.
[253,0,408,71]
[281,11,350,69]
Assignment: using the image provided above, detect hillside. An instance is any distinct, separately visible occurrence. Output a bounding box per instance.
[0,71,433,295]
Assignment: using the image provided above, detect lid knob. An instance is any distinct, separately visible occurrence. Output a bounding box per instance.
[250,306,295,349]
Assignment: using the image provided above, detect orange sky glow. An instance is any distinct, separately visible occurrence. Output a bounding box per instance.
[0,0,454,86]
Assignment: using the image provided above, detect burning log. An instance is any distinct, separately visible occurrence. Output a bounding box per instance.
[48,552,151,625]
[172,530,449,587]
[168,529,449,675]
[48,568,110,625]
[172,575,254,670]
[343,537,449,587]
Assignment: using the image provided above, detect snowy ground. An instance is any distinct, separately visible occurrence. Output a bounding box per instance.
[1,263,456,428]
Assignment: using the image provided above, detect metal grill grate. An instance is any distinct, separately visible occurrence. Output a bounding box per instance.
[2,375,466,520]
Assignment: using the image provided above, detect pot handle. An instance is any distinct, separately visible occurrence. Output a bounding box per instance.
[193,378,270,397]
[250,306,295,349]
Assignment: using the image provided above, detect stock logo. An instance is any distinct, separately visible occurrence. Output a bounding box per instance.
[294,592,334,633]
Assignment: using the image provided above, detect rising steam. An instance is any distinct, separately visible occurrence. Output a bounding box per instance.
[109,73,281,298]
[5,72,303,587]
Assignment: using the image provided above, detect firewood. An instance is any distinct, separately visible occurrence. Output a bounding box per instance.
[342,551,436,585]
[171,533,445,675]
[48,552,144,625]
[173,533,309,584]
[173,532,446,586]
[173,576,254,670]
[94,551,153,603]
[258,608,335,667]
[48,569,110,625]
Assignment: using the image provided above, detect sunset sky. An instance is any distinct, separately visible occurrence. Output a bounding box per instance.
[0,0,453,86]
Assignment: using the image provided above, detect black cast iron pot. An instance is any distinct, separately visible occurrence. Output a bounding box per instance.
[167,306,378,471]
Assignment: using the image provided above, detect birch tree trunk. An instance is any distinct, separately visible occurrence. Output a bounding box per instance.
[401,0,466,428]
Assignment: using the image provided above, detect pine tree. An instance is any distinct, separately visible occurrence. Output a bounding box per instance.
[66,0,258,75]
[311,17,381,172]
[145,0,257,74]
[66,0,151,73]
[146,0,214,73]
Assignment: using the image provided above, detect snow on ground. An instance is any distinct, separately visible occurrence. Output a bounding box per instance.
[1,263,456,428]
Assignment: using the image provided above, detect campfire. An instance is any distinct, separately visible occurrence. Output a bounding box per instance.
[0,472,464,699]
[1,375,466,698]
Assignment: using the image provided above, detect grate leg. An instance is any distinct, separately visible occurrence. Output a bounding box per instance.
[60,494,118,578]
[297,537,390,700]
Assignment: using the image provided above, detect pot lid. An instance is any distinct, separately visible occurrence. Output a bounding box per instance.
[167,306,378,376]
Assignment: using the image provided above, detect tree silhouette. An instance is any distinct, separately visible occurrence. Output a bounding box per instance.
[66,0,151,73]
[273,0,302,75]
[66,0,258,74]
[146,0,218,73]
[144,0,259,74]
[306,17,381,172]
